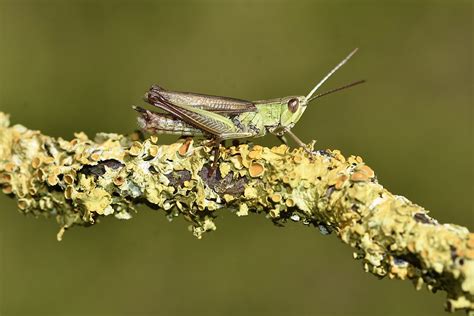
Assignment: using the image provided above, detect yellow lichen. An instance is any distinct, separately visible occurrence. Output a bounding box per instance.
[81,188,112,215]
[357,165,375,178]
[285,198,295,208]
[271,144,288,155]
[17,198,30,210]
[74,131,89,141]
[219,162,231,178]
[465,249,474,260]
[332,150,346,162]
[271,193,282,203]
[229,155,243,170]
[4,162,16,172]
[28,187,37,196]
[467,233,474,249]
[236,203,249,216]
[43,156,55,165]
[0,110,472,313]
[113,176,125,186]
[249,162,264,178]
[269,208,280,218]
[128,141,143,156]
[64,173,76,185]
[47,174,58,186]
[31,156,42,169]
[335,174,348,189]
[90,152,101,162]
[64,186,74,200]
[0,173,12,183]
[35,168,45,181]
[223,194,234,203]
[293,154,303,164]
[248,149,262,160]
[149,145,159,157]
[244,187,258,199]
[178,139,193,156]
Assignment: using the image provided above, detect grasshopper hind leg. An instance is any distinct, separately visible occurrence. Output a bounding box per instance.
[133,106,204,136]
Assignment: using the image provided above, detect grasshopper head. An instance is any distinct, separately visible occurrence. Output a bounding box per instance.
[278,96,309,132]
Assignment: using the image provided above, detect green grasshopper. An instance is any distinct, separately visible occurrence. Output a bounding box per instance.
[134,49,363,162]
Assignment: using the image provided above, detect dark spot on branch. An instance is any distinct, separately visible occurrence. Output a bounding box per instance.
[166,170,191,187]
[397,253,422,270]
[43,141,56,158]
[79,159,124,177]
[199,164,246,197]
[393,257,408,266]
[48,184,64,192]
[450,246,458,261]
[316,149,332,158]
[414,212,437,225]
[326,185,335,198]
[450,246,465,266]
[317,223,332,235]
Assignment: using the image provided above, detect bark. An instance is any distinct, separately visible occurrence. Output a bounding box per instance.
[0,112,472,313]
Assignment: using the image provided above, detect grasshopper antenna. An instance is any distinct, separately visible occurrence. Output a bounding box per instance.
[305,48,359,102]
[307,79,365,102]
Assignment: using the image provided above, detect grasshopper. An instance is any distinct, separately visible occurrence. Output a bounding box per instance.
[134,49,363,165]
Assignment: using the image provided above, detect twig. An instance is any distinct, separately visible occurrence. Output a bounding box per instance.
[0,112,472,313]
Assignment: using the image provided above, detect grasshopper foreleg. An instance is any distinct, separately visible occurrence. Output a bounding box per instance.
[285,130,306,147]
[285,130,316,156]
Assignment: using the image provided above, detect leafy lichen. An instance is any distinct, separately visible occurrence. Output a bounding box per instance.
[0,111,472,313]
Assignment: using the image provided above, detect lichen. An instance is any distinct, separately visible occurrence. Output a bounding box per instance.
[0,111,472,313]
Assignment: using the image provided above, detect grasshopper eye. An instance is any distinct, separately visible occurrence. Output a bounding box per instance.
[287,98,299,113]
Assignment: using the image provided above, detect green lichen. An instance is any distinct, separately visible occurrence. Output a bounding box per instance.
[0,111,473,313]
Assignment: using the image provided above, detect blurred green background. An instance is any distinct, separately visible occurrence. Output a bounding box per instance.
[0,1,472,315]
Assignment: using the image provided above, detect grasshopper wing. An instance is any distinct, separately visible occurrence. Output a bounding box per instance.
[148,85,257,114]
[146,90,239,137]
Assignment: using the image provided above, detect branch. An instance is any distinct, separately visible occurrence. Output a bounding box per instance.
[0,112,472,313]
